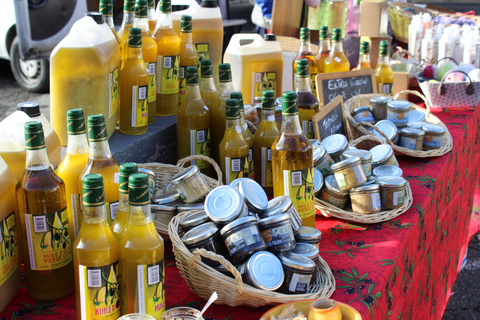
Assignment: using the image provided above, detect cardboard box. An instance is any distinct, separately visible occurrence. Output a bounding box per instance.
[369,35,392,69]
[359,0,389,38]
[392,63,414,96]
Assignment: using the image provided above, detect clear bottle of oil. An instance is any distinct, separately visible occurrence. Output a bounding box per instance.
[355,41,372,70]
[100,0,123,63]
[315,26,330,74]
[323,28,350,73]
[179,15,199,106]
[230,91,254,179]
[293,28,318,95]
[147,0,156,34]
[199,59,218,110]
[295,59,319,140]
[117,0,136,69]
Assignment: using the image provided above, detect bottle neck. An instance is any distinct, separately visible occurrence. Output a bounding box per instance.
[218,81,234,97]
[180,31,193,44]
[104,16,116,29]
[127,46,144,60]
[129,204,153,225]
[134,16,150,33]
[147,8,155,20]
[260,108,275,122]
[280,114,303,135]
[331,41,344,53]
[319,39,331,53]
[25,147,51,170]
[185,82,202,100]
[299,39,312,54]
[239,109,247,126]
[226,118,244,132]
[358,53,370,64]
[157,12,173,28]
[121,12,135,28]
[83,205,108,224]
[119,192,129,207]
[378,55,390,65]
[88,140,113,160]
[66,133,89,155]
[295,75,312,93]
[200,76,216,92]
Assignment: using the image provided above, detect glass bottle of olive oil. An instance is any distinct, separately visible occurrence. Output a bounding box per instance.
[119,27,149,135]
[15,121,74,301]
[219,99,250,184]
[230,91,254,179]
[295,59,319,140]
[99,0,123,53]
[177,66,212,175]
[117,0,136,69]
[210,63,234,164]
[315,26,330,74]
[253,90,279,196]
[111,162,138,241]
[153,0,180,116]
[293,27,318,95]
[74,174,120,320]
[119,173,165,317]
[200,59,218,110]
[356,41,372,70]
[375,40,394,95]
[272,92,315,228]
[134,0,158,125]
[179,15,199,106]
[147,0,156,34]
[323,28,350,73]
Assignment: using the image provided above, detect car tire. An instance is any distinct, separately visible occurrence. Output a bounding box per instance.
[9,36,49,93]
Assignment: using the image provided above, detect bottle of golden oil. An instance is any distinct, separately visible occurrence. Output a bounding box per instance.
[295,59,319,140]
[230,91,254,179]
[179,15,199,106]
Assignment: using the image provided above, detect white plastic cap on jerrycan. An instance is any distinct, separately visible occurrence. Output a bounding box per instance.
[223,33,284,105]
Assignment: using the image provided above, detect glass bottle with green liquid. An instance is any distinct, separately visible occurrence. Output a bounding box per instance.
[295,59,319,140]
[111,162,138,240]
[230,91,254,179]
[323,28,350,73]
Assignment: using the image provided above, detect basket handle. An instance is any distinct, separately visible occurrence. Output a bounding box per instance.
[353,121,394,146]
[437,69,475,96]
[176,155,223,188]
[393,89,432,116]
[348,133,387,147]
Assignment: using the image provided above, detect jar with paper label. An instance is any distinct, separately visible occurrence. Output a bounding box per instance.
[387,100,411,127]
[374,120,399,144]
[179,210,210,235]
[205,185,247,226]
[422,123,445,150]
[370,144,399,168]
[349,184,382,214]
[294,226,322,248]
[369,96,392,121]
[258,213,296,252]
[262,196,303,234]
[372,165,403,178]
[320,134,348,162]
[331,157,367,191]
[237,251,284,291]
[178,15,199,105]
[182,222,228,267]
[291,243,320,284]
[231,92,254,179]
[377,176,407,209]
[341,149,372,178]
[352,106,375,124]
[295,59,320,139]
[277,252,316,294]
[313,145,334,177]
[399,128,425,150]
[170,165,209,203]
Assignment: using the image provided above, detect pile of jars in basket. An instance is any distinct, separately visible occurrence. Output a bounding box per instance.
[312,135,407,214]
[353,96,446,151]
[179,178,323,294]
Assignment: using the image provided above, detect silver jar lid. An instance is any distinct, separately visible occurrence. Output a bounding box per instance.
[181,222,218,245]
[312,145,328,164]
[263,195,292,217]
[229,178,250,189]
[219,216,258,237]
[295,226,322,242]
[373,165,403,177]
[171,165,200,185]
[291,243,319,261]
[331,156,361,172]
[387,100,411,111]
[422,123,445,134]
[341,149,372,162]
[352,105,372,115]
[363,177,377,185]
[177,202,205,212]
[374,120,398,142]
[245,251,284,290]
[310,139,321,148]
[400,127,425,137]
[258,212,290,227]
[179,210,210,229]
[324,175,348,196]
[408,109,426,122]
[164,183,175,193]
[238,179,269,212]
[406,121,425,130]
[376,176,407,188]
[370,145,394,165]
[313,168,323,194]
[369,95,392,105]
[350,183,380,194]
[153,190,181,204]
[277,252,316,271]
[320,134,348,155]
[205,185,245,223]
[151,203,180,213]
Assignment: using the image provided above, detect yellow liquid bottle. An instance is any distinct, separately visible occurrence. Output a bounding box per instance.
[100,0,123,63]
[15,121,74,301]
[295,59,320,140]
[253,90,279,196]
[120,173,165,317]
[199,59,218,110]
[315,26,330,74]
[356,41,372,70]
[179,15,200,106]
[293,28,318,95]
[230,91,254,179]
[375,40,394,95]
[210,63,234,164]
[57,109,90,241]
[272,92,315,228]
[177,66,212,176]
[117,0,136,69]
[135,0,158,125]
[219,99,249,184]
[323,28,350,74]
[111,162,138,241]
[153,0,180,116]
[80,115,120,227]
[147,0,156,34]
[74,174,120,320]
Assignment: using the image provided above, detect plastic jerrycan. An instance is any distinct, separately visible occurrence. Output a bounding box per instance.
[171,0,224,87]
[223,33,284,104]
[50,14,121,146]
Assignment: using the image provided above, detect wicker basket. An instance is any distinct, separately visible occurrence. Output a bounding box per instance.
[168,210,336,308]
[344,90,453,158]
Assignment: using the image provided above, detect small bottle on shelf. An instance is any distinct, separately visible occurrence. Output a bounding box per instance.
[355,41,372,70]
[315,26,331,74]
[374,40,394,95]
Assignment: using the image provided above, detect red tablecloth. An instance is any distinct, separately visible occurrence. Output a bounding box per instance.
[2,105,479,320]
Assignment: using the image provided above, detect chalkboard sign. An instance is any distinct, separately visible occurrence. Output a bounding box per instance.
[313,95,347,141]
[315,69,376,108]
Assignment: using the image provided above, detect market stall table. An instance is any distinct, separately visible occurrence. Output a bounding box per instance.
[1,104,479,320]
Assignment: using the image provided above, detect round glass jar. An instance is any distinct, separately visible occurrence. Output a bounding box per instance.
[161,307,202,320]
[263,196,303,234]
[236,251,284,291]
[319,175,349,209]
[422,123,445,150]
[291,242,320,284]
[373,165,403,178]
[370,144,399,168]
[331,157,367,191]
[205,185,246,225]
[349,184,382,214]
[374,120,399,144]
[313,145,334,177]
[399,128,425,150]
[220,216,266,264]
[153,190,181,204]
[352,106,375,123]
[258,213,296,252]
[320,134,349,162]
[377,176,407,209]
[341,149,373,178]
[406,121,425,130]
[277,252,316,294]
[369,95,392,121]
[181,222,229,267]
[179,210,210,234]
[171,165,210,203]
[387,100,411,127]
[237,179,269,213]
[409,109,426,122]
[313,168,324,197]
[137,167,156,199]
[294,226,322,248]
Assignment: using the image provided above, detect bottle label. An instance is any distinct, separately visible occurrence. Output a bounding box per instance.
[195,43,210,60]
[78,262,121,320]
[248,147,255,179]
[71,193,83,239]
[393,190,405,206]
[225,156,248,184]
[106,201,119,227]
[189,129,211,169]
[224,226,262,256]
[260,147,273,187]
[252,72,276,102]
[136,260,166,316]
[283,168,315,220]
[109,67,120,117]
[378,83,393,95]
[157,55,179,94]
[424,134,443,148]
[24,208,72,271]
[400,136,417,150]
[302,120,314,139]
[178,67,187,104]
[145,62,157,103]
[310,74,317,95]
[0,212,19,287]
[131,85,149,128]
[288,272,313,293]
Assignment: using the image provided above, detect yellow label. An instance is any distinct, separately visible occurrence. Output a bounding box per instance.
[136,261,165,317]
[260,147,273,187]
[190,129,210,169]
[78,262,121,320]
[24,208,72,271]
[253,72,277,102]
[145,62,157,103]
[132,85,149,127]
[225,156,248,184]
[157,55,179,94]
[71,193,83,239]
[178,67,187,104]
[0,212,19,287]
[283,168,315,219]
[109,67,120,117]
[195,43,210,60]
[248,147,255,179]
[106,201,119,227]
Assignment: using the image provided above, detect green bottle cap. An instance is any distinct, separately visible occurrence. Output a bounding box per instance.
[282,91,298,115]
[99,0,113,16]
[87,114,108,142]
[120,162,138,194]
[83,174,105,207]
[332,28,342,42]
[67,108,86,135]
[219,63,232,82]
[226,99,241,119]
[24,121,45,150]
[296,58,309,77]
[181,15,192,33]
[159,0,172,13]
[200,59,213,78]
[128,27,142,47]
[262,90,275,110]
[124,0,135,13]
[148,0,155,9]
[359,41,370,54]
[300,27,310,41]
[135,0,148,18]
[129,173,151,206]
[379,41,389,56]
[186,66,199,85]
[230,92,244,110]
[319,26,329,40]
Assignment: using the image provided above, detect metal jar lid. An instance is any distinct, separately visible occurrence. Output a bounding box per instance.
[324,175,348,196]
[153,190,181,204]
[151,203,180,213]
[374,120,398,141]
[422,123,445,134]
[373,165,403,177]
[408,109,426,122]
[320,134,348,155]
[313,168,323,194]
[229,177,250,189]
[341,149,372,162]
[400,127,425,137]
[406,121,425,130]
[310,139,321,148]
[370,145,394,165]
[277,252,316,272]
[369,96,392,106]
[179,210,210,229]
[350,183,380,194]
[295,226,322,242]
[312,145,328,165]
[171,165,200,185]
[352,105,372,116]
[258,212,291,227]
[205,185,245,223]
[245,251,284,290]
[263,195,292,217]
[363,177,377,185]
[376,176,407,188]
[181,222,218,245]
[220,216,258,237]
[291,243,319,261]
[238,179,269,212]
[177,202,205,212]
[387,100,411,112]
[331,156,361,172]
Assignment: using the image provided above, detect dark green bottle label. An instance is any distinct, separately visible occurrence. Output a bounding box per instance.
[379,42,389,56]
[24,121,45,150]
[282,92,298,115]
[226,99,241,119]
[135,0,148,18]
[148,0,155,9]
[360,41,370,54]
[67,108,86,135]
[219,63,232,82]
[87,115,108,142]
[83,174,105,207]
[124,0,135,13]
[128,27,143,47]
[300,27,310,41]
[158,0,172,13]
[119,162,138,194]
[262,90,275,110]
[186,66,199,85]
[99,0,113,16]
[319,26,328,40]
[296,59,309,77]
[129,173,150,206]
[200,59,213,78]
[332,28,342,42]
[181,15,192,33]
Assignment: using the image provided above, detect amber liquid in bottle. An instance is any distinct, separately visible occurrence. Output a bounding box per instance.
[178,15,199,106]
[323,28,350,74]
[295,59,319,140]
[293,28,318,95]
